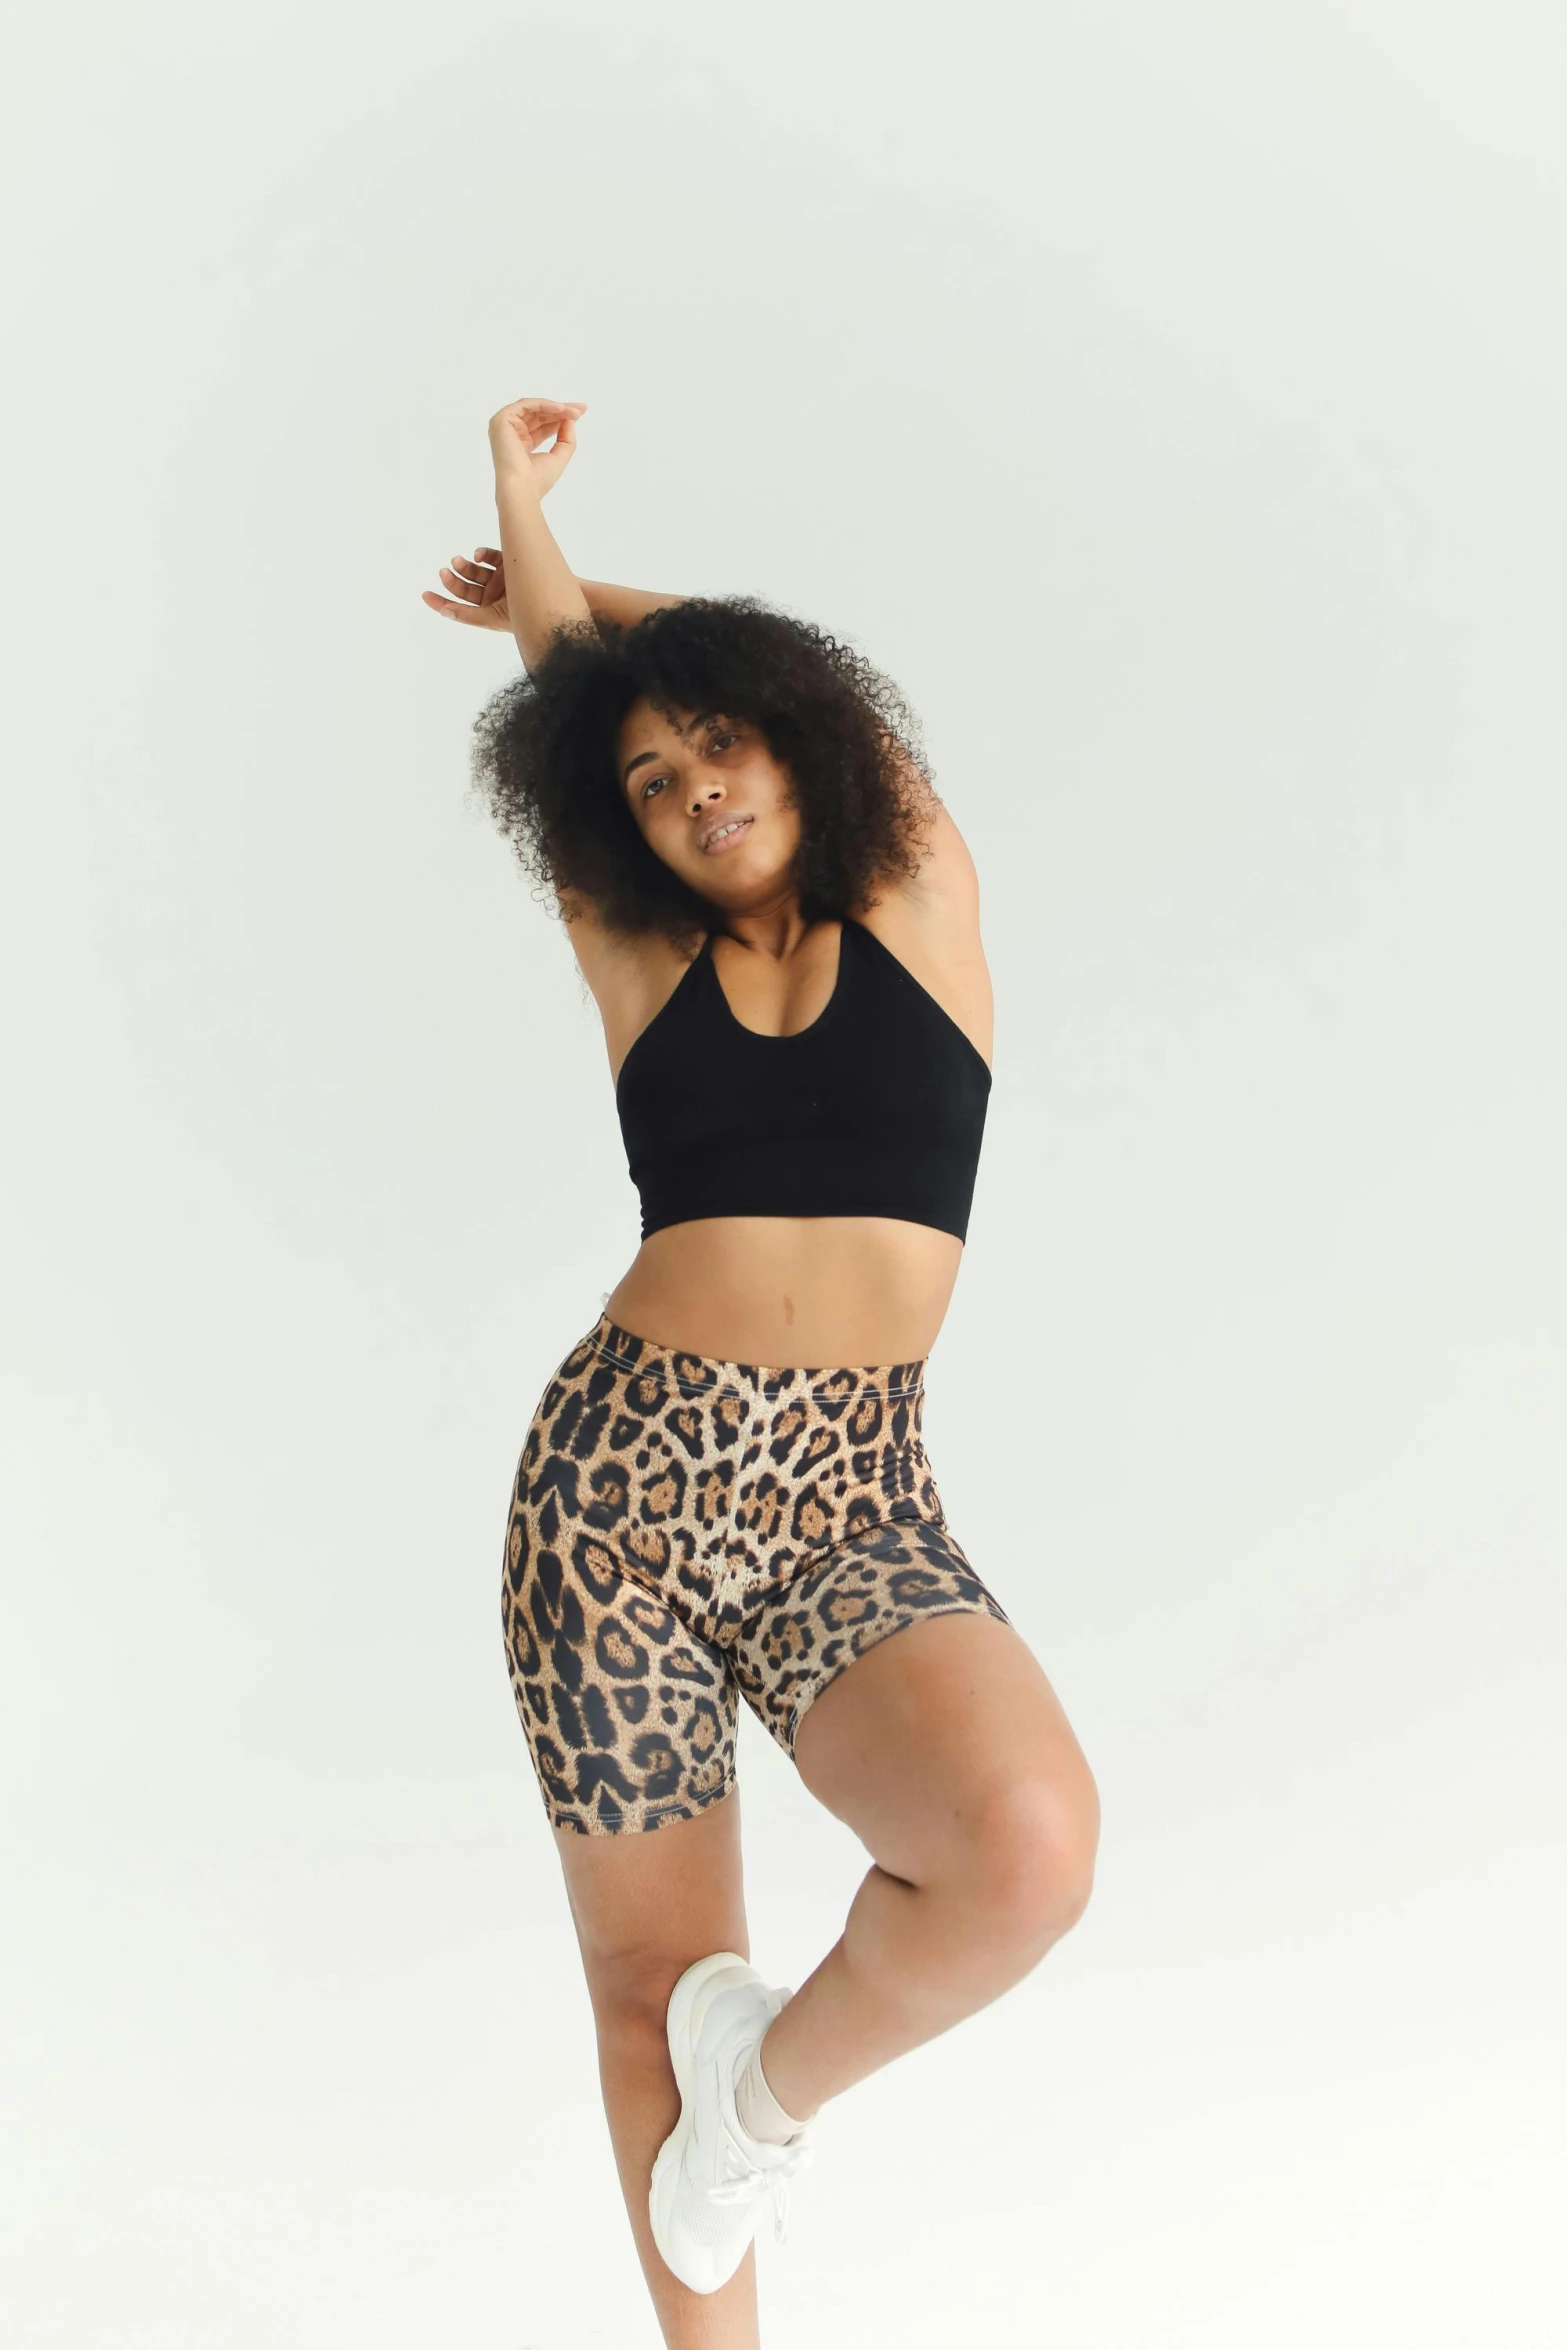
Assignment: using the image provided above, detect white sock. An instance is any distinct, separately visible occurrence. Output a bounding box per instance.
[733,2031,808,2147]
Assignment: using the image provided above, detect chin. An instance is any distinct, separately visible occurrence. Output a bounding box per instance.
[686,844,766,885]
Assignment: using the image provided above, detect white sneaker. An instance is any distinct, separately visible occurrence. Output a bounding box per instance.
[648,1950,814,2295]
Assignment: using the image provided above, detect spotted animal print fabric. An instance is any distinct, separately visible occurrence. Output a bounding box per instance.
[501,1312,1011,1836]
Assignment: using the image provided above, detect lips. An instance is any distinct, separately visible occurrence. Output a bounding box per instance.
[700,815,753,854]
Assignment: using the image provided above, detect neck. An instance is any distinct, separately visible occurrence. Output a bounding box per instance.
[713,897,825,961]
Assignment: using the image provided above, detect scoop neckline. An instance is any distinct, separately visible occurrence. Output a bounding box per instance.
[704,918,851,1044]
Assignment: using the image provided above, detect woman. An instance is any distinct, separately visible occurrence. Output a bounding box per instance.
[423,396,1101,2349]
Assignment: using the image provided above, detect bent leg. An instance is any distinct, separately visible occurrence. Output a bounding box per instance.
[556,1792,760,2350]
[757,1610,1100,2121]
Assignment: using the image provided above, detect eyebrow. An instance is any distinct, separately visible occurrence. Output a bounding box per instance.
[620,711,721,789]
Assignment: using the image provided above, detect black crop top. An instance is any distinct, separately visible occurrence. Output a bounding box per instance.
[614,917,991,1242]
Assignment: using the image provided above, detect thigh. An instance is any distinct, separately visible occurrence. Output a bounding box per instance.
[504,1489,741,1838]
[791,1607,1100,1886]
[730,1513,1012,1762]
[555,1789,751,1993]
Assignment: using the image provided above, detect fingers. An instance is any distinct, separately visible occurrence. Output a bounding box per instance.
[422,590,483,623]
[422,547,506,627]
[489,398,587,457]
[494,396,587,426]
[442,555,493,599]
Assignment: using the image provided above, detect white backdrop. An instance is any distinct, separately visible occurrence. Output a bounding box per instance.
[2,3,1563,2344]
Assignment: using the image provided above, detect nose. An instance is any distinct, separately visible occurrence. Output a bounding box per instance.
[688,777,723,817]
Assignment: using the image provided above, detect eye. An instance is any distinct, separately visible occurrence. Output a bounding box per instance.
[707,728,739,753]
[641,774,668,800]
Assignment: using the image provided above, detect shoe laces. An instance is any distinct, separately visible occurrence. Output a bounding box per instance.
[707,2136,814,2243]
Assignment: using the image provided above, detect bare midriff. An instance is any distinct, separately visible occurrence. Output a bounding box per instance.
[602,1216,965,1369]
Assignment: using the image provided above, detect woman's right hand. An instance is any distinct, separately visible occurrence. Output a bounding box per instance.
[421,546,511,630]
[488,397,586,500]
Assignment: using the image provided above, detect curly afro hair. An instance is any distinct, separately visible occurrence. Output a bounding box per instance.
[468,596,936,942]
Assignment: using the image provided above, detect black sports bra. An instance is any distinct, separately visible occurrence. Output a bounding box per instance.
[614,917,991,1242]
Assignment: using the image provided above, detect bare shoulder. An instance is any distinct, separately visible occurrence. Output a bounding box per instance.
[853,791,993,1068]
[557,889,700,1084]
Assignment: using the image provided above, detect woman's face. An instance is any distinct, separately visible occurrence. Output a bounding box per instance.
[616,698,801,912]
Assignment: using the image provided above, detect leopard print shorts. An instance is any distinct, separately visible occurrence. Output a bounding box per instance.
[501,1311,1010,1836]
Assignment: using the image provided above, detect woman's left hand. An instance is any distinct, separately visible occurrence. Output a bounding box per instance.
[421,546,511,629]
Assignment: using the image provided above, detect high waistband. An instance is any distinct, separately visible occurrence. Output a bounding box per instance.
[584,1311,927,1403]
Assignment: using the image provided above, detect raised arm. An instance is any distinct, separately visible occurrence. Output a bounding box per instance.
[423,398,685,655]
[424,556,685,639]
[487,398,594,670]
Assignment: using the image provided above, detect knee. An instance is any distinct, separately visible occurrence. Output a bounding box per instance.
[580,1942,694,2065]
[962,1768,1101,1958]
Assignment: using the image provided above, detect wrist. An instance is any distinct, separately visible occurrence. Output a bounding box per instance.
[493,472,544,517]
